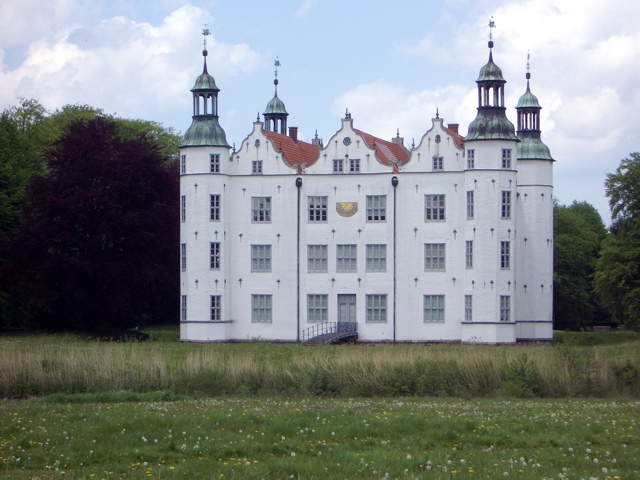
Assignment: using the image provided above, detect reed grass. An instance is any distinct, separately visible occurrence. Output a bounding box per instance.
[1,330,639,398]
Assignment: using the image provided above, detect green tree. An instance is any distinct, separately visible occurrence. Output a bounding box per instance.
[595,152,640,328]
[553,201,608,330]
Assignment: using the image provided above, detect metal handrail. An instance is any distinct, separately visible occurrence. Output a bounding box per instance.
[300,322,358,343]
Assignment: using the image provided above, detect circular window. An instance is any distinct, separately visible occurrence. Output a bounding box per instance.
[254,139,261,147]
[343,137,352,146]
[435,135,441,143]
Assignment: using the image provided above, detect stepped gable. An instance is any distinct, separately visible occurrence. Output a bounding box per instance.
[263,130,319,173]
[353,129,410,169]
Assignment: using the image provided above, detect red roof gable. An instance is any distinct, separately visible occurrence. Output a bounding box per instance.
[444,125,465,149]
[263,130,319,173]
[354,129,410,169]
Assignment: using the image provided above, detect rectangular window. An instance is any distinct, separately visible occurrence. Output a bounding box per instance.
[501,191,511,219]
[467,149,475,169]
[433,156,443,171]
[333,159,343,173]
[308,196,328,222]
[366,244,387,272]
[366,294,387,323]
[251,245,272,272]
[425,194,445,221]
[307,245,328,273]
[211,295,221,321]
[181,295,187,321]
[181,155,186,174]
[465,295,473,322]
[307,294,328,322]
[337,244,357,272]
[210,154,220,173]
[502,149,512,169]
[252,294,272,323]
[501,241,510,269]
[181,195,186,222]
[366,195,386,222]
[350,158,360,172]
[210,194,220,221]
[181,243,187,271]
[424,243,446,271]
[252,197,271,223]
[424,295,445,323]
[466,240,473,269]
[210,242,220,269]
[252,160,263,174]
[500,295,511,322]
[467,191,474,219]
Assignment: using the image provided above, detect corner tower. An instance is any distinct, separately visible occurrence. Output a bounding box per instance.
[514,56,554,341]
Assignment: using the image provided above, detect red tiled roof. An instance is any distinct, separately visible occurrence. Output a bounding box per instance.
[354,129,410,170]
[263,130,319,173]
[444,125,465,149]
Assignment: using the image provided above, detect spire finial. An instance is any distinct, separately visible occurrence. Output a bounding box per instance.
[526,51,531,81]
[273,57,281,94]
[435,108,440,119]
[202,26,210,55]
[396,128,400,138]
[488,17,495,49]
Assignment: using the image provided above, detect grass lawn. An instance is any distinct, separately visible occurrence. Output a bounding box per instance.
[1,396,638,479]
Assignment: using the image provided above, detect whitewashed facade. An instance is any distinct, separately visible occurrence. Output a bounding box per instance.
[179,41,554,344]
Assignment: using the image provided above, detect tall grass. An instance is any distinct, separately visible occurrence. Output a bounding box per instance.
[1,332,639,398]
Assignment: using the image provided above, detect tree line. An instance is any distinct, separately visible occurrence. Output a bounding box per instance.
[0,98,639,332]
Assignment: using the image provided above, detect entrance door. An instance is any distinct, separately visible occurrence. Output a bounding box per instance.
[338,295,356,323]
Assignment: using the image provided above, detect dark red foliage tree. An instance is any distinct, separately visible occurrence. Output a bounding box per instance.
[5,117,179,330]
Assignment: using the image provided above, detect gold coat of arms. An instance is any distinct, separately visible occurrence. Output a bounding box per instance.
[336,202,358,217]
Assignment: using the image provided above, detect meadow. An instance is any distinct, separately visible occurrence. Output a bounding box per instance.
[1,329,639,479]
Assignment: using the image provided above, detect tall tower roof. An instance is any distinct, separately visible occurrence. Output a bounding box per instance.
[465,20,518,142]
[181,29,229,148]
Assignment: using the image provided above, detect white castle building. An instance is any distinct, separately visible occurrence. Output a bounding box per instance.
[179,36,554,344]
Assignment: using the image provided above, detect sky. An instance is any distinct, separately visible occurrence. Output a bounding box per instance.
[1,0,639,225]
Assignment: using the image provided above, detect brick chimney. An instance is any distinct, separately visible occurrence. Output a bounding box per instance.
[447,124,459,135]
[289,126,298,142]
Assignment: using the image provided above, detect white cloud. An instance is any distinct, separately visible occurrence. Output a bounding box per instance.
[295,0,319,19]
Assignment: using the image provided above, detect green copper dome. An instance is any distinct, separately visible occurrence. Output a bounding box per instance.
[516,84,541,109]
[466,109,518,141]
[264,93,288,115]
[517,136,553,160]
[477,51,506,83]
[181,116,229,148]
[191,58,219,92]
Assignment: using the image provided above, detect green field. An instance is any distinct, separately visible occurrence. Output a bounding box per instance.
[1,329,639,479]
[2,397,639,479]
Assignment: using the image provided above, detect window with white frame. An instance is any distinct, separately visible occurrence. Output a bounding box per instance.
[210,154,220,173]
[337,244,357,272]
[466,240,473,269]
[211,295,221,321]
[181,243,186,271]
[502,149,512,169]
[366,294,387,323]
[501,191,511,219]
[210,194,220,221]
[307,294,328,322]
[425,194,445,221]
[333,159,343,173]
[252,160,263,174]
[500,295,511,322]
[366,195,386,222]
[181,155,186,174]
[181,195,186,222]
[467,149,475,169]
[252,197,271,223]
[424,243,446,271]
[465,295,473,322]
[252,294,272,323]
[307,245,328,273]
[308,196,328,222]
[251,245,272,272]
[181,295,187,321]
[366,244,387,272]
[350,158,360,172]
[210,242,220,269]
[501,241,510,269]
[433,156,443,171]
[424,295,445,323]
[466,191,474,219]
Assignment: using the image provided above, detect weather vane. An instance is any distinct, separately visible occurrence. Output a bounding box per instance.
[274,57,281,80]
[526,51,531,80]
[488,17,495,41]
[202,25,211,49]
